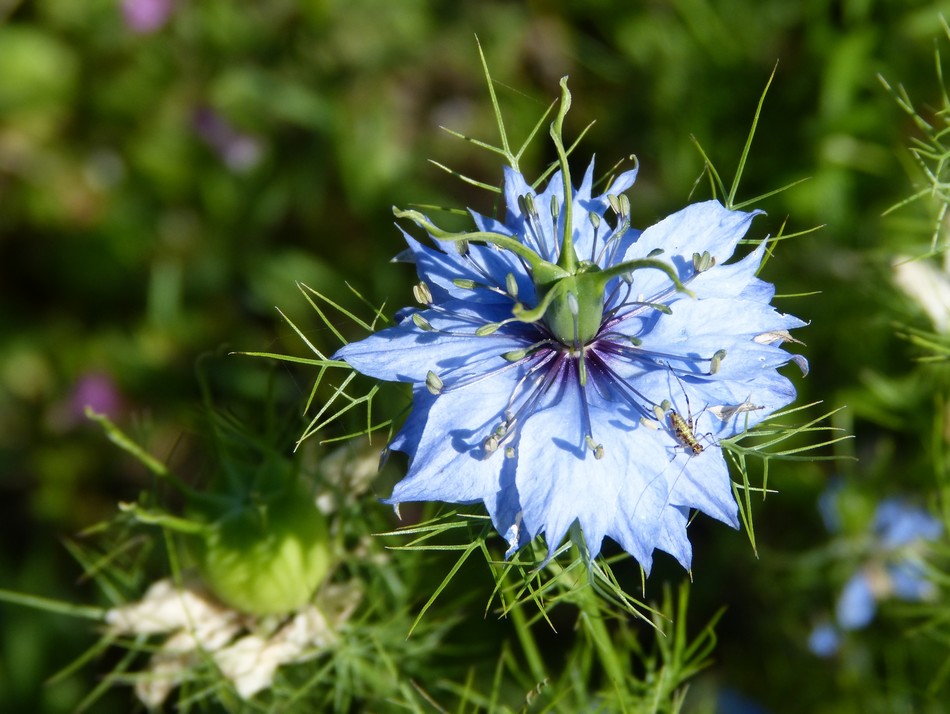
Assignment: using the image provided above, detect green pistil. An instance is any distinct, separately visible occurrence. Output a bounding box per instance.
[538,267,605,347]
[393,207,547,274]
[551,77,576,274]
[396,76,694,351]
[536,257,693,346]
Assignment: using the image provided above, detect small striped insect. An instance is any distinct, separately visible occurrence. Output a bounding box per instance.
[632,373,709,522]
[668,408,704,456]
[656,370,709,458]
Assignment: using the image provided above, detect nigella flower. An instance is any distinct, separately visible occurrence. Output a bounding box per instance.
[337,85,805,572]
[835,499,942,631]
[808,495,942,656]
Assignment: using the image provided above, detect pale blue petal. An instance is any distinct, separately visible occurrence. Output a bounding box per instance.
[873,500,942,548]
[631,200,760,266]
[603,165,639,199]
[398,231,468,300]
[654,506,692,569]
[386,374,517,504]
[669,448,739,527]
[692,372,799,436]
[335,303,537,383]
[514,378,668,566]
[836,572,876,630]
[569,161,598,260]
[619,201,761,299]
[808,622,841,658]
[401,230,528,306]
[632,299,805,379]
[502,166,562,261]
[687,240,768,300]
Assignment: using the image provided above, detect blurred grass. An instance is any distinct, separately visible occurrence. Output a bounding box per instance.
[2,0,950,711]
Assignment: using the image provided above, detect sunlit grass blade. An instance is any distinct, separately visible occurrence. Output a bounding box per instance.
[477,36,512,168]
[0,589,106,620]
[688,134,727,201]
[85,408,171,480]
[437,124,507,157]
[731,176,811,211]
[727,61,778,209]
[427,160,502,193]
[299,283,367,344]
[406,537,483,638]
[720,404,853,554]
[512,99,557,167]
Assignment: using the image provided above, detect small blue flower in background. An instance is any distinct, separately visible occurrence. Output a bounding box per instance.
[836,572,877,630]
[836,499,942,629]
[874,498,943,549]
[809,496,942,655]
[338,84,806,572]
[807,621,841,658]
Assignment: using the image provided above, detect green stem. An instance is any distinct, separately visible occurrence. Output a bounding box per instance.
[86,408,198,498]
[510,274,570,324]
[118,502,207,536]
[508,598,548,685]
[575,566,629,698]
[0,589,106,621]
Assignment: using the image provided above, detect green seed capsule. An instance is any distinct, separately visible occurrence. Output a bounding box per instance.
[189,477,331,616]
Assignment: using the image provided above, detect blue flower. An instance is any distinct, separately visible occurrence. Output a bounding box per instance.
[832,499,942,631]
[872,498,943,549]
[807,621,841,658]
[836,572,877,630]
[337,157,805,573]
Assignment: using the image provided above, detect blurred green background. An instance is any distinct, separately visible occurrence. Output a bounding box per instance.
[2,0,950,711]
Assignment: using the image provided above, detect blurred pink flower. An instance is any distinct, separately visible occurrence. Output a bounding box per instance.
[71,372,123,421]
[193,108,263,172]
[121,0,174,34]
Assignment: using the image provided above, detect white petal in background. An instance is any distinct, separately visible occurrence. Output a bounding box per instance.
[892,254,950,333]
[107,578,362,706]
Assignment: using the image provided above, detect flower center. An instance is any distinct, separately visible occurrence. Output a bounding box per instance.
[539,264,608,347]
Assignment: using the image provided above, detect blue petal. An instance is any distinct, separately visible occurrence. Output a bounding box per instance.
[335,308,529,383]
[502,166,562,261]
[513,377,669,568]
[808,622,841,658]
[836,572,876,630]
[620,201,761,298]
[873,499,942,548]
[654,506,692,569]
[575,160,643,268]
[385,376,517,504]
[692,372,799,436]
[687,240,769,300]
[603,165,639,199]
[632,298,805,379]
[401,231,520,305]
[569,161,599,261]
[668,448,739,527]
[888,560,933,601]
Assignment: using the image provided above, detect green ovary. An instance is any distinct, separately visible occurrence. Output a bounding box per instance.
[541,267,606,347]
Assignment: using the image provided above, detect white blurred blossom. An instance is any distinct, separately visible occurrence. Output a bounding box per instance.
[107,577,361,706]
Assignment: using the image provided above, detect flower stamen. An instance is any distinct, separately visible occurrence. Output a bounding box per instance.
[518,193,554,263]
